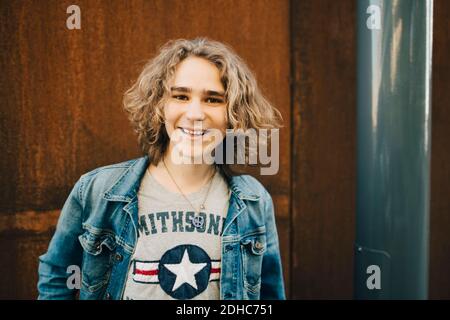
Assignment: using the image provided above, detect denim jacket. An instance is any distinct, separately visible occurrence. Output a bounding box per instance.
[37,156,285,300]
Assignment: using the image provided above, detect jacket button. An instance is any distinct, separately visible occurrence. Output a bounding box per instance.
[105,292,111,300]
[114,253,123,262]
[255,241,264,250]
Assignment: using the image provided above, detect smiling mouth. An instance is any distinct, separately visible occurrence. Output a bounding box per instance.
[179,127,208,136]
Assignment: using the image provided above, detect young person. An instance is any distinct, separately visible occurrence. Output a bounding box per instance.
[37,38,285,300]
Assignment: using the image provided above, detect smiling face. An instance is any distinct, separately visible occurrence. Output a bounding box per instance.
[164,56,228,163]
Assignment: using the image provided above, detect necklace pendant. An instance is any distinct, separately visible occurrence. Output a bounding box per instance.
[200,204,205,210]
[190,216,205,229]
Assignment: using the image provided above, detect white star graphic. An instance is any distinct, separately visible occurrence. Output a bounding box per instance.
[164,249,207,292]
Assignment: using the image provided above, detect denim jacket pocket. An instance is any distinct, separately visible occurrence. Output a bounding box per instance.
[240,226,266,299]
[78,227,117,296]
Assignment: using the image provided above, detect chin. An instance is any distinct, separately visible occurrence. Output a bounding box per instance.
[168,144,207,165]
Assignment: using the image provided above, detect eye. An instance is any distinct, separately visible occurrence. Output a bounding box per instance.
[205,97,224,104]
[173,95,189,101]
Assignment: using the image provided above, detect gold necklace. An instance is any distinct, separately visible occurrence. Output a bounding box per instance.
[161,159,216,215]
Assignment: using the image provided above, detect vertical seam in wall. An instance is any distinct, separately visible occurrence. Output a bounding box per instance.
[288,0,295,300]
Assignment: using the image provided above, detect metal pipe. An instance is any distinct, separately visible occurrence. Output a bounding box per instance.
[355,0,434,299]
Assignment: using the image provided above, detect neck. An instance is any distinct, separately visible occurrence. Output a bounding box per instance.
[148,151,216,194]
[163,154,215,187]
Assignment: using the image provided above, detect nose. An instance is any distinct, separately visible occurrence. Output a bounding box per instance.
[185,98,206,121]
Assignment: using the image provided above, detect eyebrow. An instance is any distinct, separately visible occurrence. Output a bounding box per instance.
[170,86,225,97]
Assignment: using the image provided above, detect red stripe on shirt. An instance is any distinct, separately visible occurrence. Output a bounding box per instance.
[211,268,221,274]
[135,269,158,276]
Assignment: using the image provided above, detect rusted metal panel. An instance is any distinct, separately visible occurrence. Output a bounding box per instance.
[429,0,450,300]
[290,0,356,299]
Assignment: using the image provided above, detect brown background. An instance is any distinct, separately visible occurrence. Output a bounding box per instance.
[0,0,448,299]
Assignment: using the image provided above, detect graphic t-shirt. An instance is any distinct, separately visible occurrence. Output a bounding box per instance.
[122,168,230,300]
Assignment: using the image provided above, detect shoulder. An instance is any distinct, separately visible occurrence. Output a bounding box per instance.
[81,157,140,178]
[230,174,275,226]
[230,174,272,202]
[77,156,145,202]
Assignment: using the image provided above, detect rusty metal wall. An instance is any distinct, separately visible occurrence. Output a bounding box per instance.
[429,0,450,300]
[0,0,290,299]
[290,0,356,299]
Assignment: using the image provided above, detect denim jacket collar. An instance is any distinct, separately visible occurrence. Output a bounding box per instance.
[102,155,261,203]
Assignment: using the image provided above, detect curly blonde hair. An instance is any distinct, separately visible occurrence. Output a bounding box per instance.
[123,38,282,175]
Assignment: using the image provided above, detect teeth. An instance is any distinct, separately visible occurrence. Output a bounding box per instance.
[181,128,205,136]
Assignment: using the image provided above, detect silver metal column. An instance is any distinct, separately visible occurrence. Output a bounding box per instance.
[355,0,434,299]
